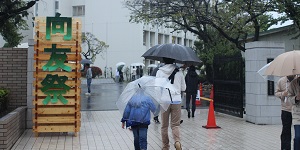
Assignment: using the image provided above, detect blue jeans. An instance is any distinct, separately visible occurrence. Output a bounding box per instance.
[294,125,300,150]
[87,78,92,93]
[132,126,148,150]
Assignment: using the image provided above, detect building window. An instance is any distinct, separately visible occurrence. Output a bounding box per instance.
[164,35,169,43]
[172,36,176,44]
[150,32,155,47]
[177,37,182,44]
[55,1,59,10]
[35,3,38,16]
[158,34,163,44]
[143,31,146,46]
[73,5,85,16]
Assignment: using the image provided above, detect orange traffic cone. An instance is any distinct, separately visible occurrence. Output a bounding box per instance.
[195,98,201,105]
[199,83,203,96]
[202,100,220,129]
[209,84,214,99]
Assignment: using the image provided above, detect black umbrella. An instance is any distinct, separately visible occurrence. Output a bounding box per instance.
[142,44,201,65]
[80,59,93,64]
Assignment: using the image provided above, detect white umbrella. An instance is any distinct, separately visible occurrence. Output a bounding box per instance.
[116,62,126,67]
[148,64,157,68]
[131,63,145,67]
[116,76,175,115]
[257,62,275,81]
[264,50,300,76]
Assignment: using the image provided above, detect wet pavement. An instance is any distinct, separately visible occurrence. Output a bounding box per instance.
[12,78,283,150]
[80,78,126,111]
[80,78,209,111]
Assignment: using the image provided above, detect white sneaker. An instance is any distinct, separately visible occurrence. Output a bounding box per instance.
[85,93,91,96]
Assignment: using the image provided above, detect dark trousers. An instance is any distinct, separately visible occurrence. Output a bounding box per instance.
[186,92,196,114]
[281,110,292,150]
[87,78,92,93]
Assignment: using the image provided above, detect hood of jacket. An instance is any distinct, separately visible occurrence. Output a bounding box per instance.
[158,64,177,76]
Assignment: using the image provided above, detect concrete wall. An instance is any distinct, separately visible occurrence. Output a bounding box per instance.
[245,41,284,124]
[0,107,26,150]
[27,39,34,128]
[0,48,28,108]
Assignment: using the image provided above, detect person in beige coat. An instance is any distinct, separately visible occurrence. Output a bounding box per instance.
[156,57,186,150]
[276,75,295,150]
[287,76,300,150]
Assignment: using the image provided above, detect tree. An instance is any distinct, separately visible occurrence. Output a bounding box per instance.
[125,0,287,51]
[81,32,109,62]
[0,0,39,47]
[274,0,300,38]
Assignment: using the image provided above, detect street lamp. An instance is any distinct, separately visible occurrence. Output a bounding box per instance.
[183,28,187,46]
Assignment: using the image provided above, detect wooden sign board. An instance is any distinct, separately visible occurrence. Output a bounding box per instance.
[33,16,82,137]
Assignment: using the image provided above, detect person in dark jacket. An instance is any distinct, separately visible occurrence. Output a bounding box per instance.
[185,65,200,118]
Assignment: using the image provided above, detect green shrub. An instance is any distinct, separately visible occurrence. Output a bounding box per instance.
[0,89,9,98]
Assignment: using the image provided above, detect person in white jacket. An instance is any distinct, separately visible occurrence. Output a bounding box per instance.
[156,57,186,150]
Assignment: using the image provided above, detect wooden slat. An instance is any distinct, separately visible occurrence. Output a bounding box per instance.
[33,97,80,105]
[34,53,81,61]
[35,116,77,123]
[33,72,81,78]
[34,107,77,114]
[34,44,81,53]
[34,125,76,132]
[33,89,80,96]
[33,80,81,88]
[34,62,80,70]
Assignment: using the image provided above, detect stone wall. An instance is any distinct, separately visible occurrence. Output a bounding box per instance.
[0,48,28,108]
[0,107,26,150]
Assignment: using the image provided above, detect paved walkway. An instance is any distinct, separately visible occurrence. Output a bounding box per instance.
[12,78,283,150]
[12,110,282,150]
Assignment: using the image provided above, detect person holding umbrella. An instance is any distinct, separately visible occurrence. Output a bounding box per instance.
[156,57,186,150]
[120,80,159,150]
[85,64,93,96]
[275,75,296,150]
[287,76,300,150]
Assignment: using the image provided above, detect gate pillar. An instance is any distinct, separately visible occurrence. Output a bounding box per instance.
[245,41,284,124]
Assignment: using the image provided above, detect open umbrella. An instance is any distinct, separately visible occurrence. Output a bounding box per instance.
[257,62,275,81]
[148,64,157,68]
[116,62,126,67]
[142,43,201,65]
[264,50,300,76]
[117,65,125,72]
[80,59,93,64]
[131,62,145,67]
[116,76,175,115]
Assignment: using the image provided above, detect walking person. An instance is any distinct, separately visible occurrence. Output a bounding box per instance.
[132,66,137,81]
[139,65,144,78]
[121,90,158,150]
[156,57,186,150]
[136,66,140,79]
[85,64,93,96]
[185,65,200,118]
[286,75,300,150]
[276,75,296,150]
